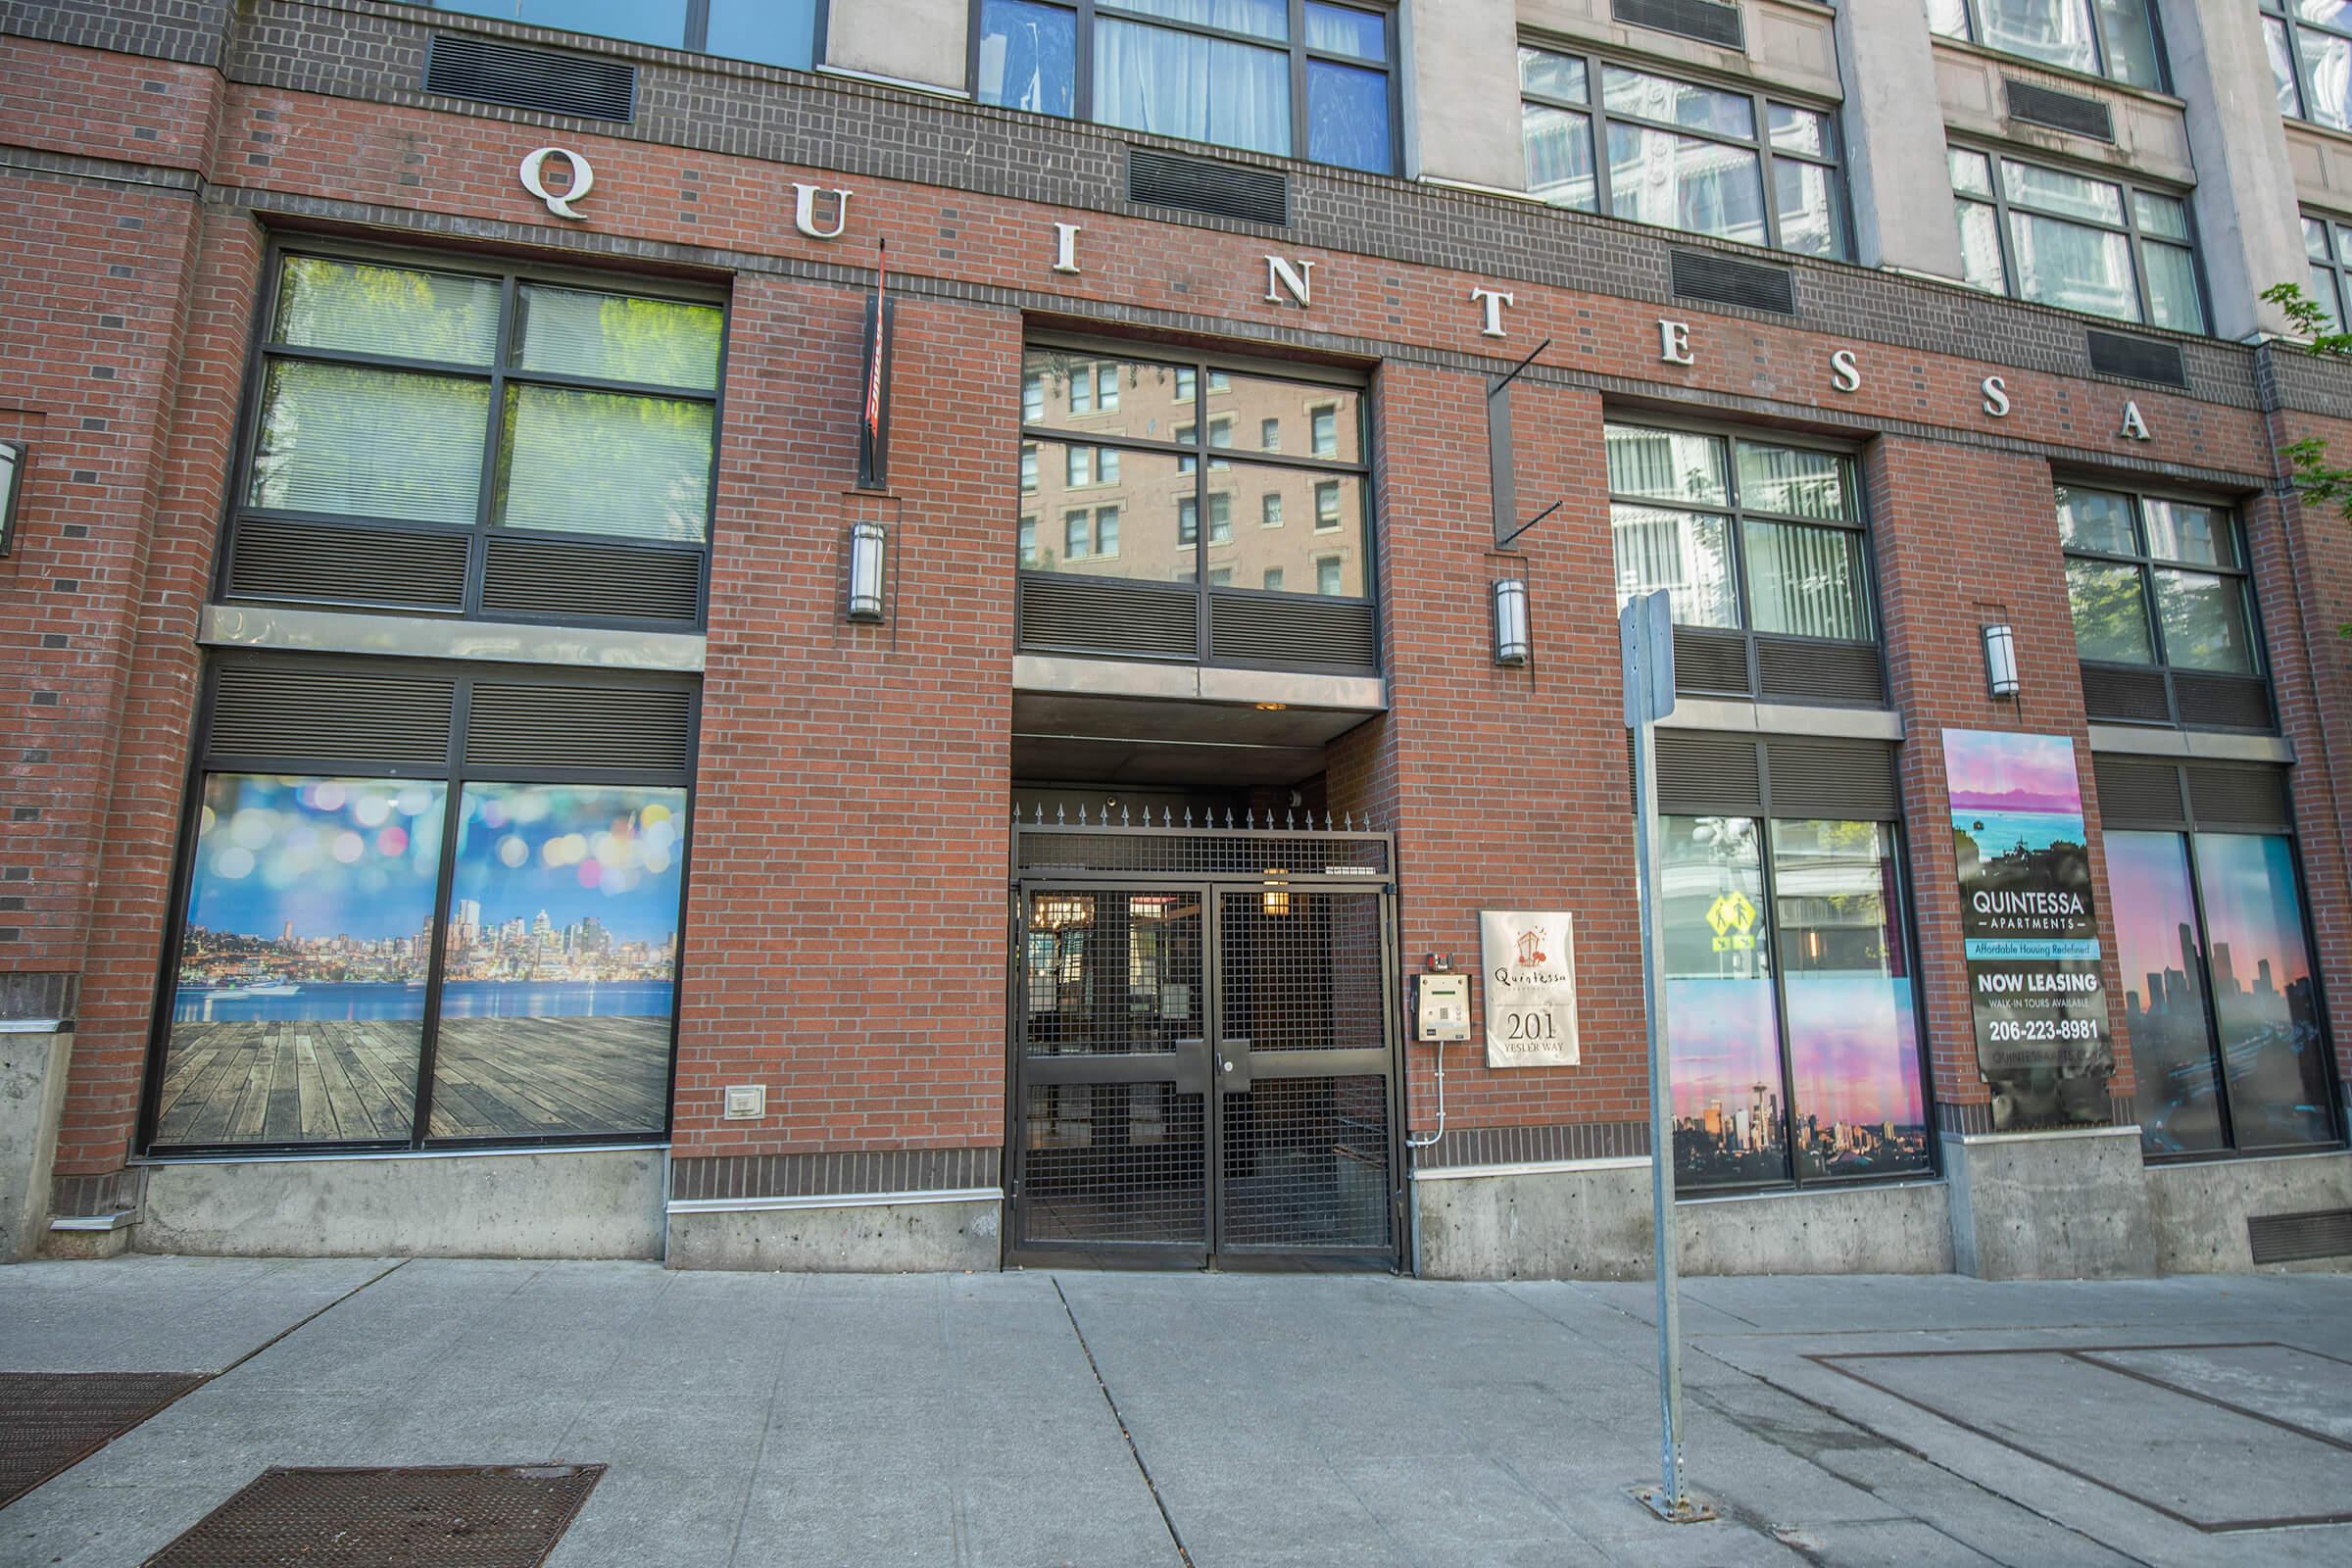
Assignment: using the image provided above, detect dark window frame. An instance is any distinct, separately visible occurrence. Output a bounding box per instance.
[2099,760,2344,1163]
[967,0,1404,175]
[1603,415,1886,705]
[1517,36,1854,262]
[1016,333,1378,670]
[1660,746,1938,1198]
[1929,0,2171,92]
[2302,209,2352,333]
[218,237,729,633]
[2263,0,2352,132]
[2056,481,2273,731]
[1948,141,2211,335]
[430,0,829,72]
[137,651,702,1159]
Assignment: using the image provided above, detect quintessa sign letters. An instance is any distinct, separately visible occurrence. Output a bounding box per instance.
[1942,729,2114,1126]
[1480,910,1580,1068]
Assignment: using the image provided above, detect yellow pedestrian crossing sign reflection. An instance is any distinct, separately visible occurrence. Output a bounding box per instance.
[1706,890,1756,952]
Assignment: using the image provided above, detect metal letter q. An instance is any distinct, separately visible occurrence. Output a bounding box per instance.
[519,146,595,220]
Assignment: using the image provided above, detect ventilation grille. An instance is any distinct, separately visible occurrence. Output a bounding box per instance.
[1673,627,1751,694]
[1127,147,1290,227]
[1767,738,1899,820]
[208,665,455,766]
[1758,638,1885,706]
[2248,1208,2352,1264]
[2173,673,2273,732]
[2005,78,2115,140]
[2081,663,2172,723]
[1612,0,1744,51]
[1657,732,1761,815]
[465,684,694,772]
[2186,764,2290,830]
[481,536,702,624]
[1209,594,1377,670]
[2086,329,2187,388]
[2092,757,2185,827]
[423,31,637,122]
[1671,249,1796,316]
[224,519,469,612]
[1020,576,1200,662]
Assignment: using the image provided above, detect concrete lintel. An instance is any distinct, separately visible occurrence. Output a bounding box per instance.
[49,1212,135,1232]
[1950,1124,2142,1147]
[2085,725,2295,764]
[1012,653,1387,712]
[1661,697,1904,741]
[815,64,972,101]
[1412,1155,1649,1182]
[666,1186,1003,1214]
[199,604,708,672]
[0,1019,70,1034]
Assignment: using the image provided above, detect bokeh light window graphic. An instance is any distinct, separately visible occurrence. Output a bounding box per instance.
[431,784,688,1140]
[158,776,448,1146]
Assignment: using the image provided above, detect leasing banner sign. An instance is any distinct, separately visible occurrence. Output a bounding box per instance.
[1942,730,2113,1107]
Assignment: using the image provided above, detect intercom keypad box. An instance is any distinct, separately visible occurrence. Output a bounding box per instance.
[1414,973,1471,1043]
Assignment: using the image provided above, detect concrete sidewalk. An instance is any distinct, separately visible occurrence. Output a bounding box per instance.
[2,1258,2346,1566]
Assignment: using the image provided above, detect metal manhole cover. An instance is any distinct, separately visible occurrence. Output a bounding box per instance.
[144,1464,605,1567]
[0,1371,209,1507]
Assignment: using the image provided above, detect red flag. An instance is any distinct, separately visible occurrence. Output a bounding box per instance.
[864,241,887,438]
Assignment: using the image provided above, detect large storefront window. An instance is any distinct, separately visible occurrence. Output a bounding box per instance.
[2115,829,2336,1156]
[2058,485,2270,729]
[148,664,698,1152]
[2264,0,2352,132]
[1519,44,1848,259]
[1949,149,2205,333]
[2099,757,2339,1159]
[1928,0,2165,88]
[1659,739,1932,1190]
[974,1,1398,173]
[228,249,722,625]
[435,2,821,70]
[1607,422,1878,701]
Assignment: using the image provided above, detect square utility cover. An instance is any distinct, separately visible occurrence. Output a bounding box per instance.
[144,1463,605,1567]
[0,1371,207,1508]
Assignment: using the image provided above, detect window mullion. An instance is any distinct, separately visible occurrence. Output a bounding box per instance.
[2175,831,2244,1152]
[1591,57,1617,219]
[1756,87,1783,253]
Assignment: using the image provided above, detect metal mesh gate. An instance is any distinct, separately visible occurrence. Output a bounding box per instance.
[1009,812,1400,1268]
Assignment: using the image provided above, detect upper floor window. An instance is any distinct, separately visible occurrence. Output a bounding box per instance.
[437,1,820,70]
[974,1,1397,173]
[1519,45,1848,260]
[2305,212,2352,332]
[1607,423,1882,703]
[1927,0,2164,89]
[2264,1,2352,132]
[227,249,723,628]
[2059,486,2272,728]
[1949,148,2204,332]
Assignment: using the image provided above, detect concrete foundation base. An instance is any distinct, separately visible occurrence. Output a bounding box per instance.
[1,1029,72,1262]
[1944,1126,2155,1279]
[2146,1150,2352,1272]
[664,1196,1003,1271]
[1412,1159,1953,1279]
[137,1147,665,1259]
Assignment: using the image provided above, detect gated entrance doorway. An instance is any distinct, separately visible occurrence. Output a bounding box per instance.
[1008,811,1402,1269]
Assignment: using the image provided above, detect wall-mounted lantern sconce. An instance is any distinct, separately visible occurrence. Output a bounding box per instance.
[1983,622,2019,699]
[0,440,25,558]
[1492,577,1529,666]
[847,520,887,622]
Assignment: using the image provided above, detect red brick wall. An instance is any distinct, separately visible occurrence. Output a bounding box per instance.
[5,29,2347,1181]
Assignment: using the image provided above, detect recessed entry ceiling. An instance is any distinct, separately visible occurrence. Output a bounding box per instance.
[1011,691,1377,788]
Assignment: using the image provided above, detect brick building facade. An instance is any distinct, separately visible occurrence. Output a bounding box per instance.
[2,0,2347,1277]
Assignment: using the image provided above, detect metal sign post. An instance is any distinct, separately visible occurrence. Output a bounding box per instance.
[1621,590,1714,1525]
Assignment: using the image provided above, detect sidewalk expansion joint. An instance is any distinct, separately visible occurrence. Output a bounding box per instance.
[1053,1276,1193,1568]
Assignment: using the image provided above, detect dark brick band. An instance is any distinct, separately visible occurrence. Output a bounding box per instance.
[1410,1121,1649,1171]
[0,971,77,1023]
[669,1147,1003,1202]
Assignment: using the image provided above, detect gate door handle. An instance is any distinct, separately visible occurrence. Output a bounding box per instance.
[1173,1038,1210,1097]
[1219,1038,1253,1093]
